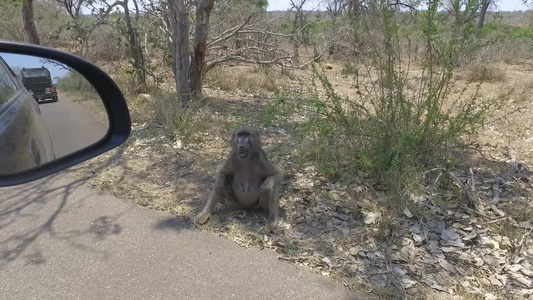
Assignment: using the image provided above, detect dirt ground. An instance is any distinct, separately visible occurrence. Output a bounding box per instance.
[67,60,533,299]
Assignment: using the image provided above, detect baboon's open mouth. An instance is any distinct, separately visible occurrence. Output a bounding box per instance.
[238,150,249,158]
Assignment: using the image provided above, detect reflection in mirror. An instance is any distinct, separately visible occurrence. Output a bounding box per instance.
[0,53,109,175]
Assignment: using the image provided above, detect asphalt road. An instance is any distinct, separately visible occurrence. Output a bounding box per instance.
[0,173,377,300]
[39,93,108,159]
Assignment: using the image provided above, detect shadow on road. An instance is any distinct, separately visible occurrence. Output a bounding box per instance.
[0,147,128,267]
[153,217,191,232]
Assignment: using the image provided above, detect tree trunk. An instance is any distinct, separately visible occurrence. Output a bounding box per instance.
[169,0,191,106]
[292,14,299,64]
[21,0,40,44]
[477,0,490,30]
[292,42,299,64]
[123,0,146,87]
[189,0,215,96]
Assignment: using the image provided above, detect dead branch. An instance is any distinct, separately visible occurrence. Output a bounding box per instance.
[206,55,292,72]
[505,147,518,180]
[490,204,506,217]
[486,148,530,206]
[422,168,479,211]
[207,14,254,48]
[489,177,503,205]
[278,256,307,263]
[475,216,509,225]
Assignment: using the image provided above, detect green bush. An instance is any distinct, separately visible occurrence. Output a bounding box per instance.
[482,22,533,42]
[341,62,358,76]
[56,71,95,93]
[263,0,503,192]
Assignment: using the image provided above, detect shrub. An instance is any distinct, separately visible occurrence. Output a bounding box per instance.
[149,91,223,144]
[264,0,503,192]
[56,70,95,93]
[464,63,506,82]
[206,65,286,94]
[341,62,358,76]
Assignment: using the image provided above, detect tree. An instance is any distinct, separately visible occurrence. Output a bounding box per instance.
[168,0,215,106]
[0,1,25,41]
[90,0,146,86]
[168,0,191,105]
[216,0,268,11]
[289,0,311,64]
[22,0,40,44]
[477,0,492,29]
[120,0,146,86]
[166,0,291,105]
[55,0,118,57]
[190,0,215,94]
[325,0,346,55]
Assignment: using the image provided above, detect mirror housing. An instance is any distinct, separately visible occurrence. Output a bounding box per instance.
[0,41,130,187]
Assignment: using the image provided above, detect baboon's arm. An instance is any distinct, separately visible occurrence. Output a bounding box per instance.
[196,160,234,225]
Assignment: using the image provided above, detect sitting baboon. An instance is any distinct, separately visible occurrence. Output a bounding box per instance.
[196,126,283,230]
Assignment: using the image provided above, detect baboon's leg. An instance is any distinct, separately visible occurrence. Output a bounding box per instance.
[260,176,280,230]
[196,171,229,224]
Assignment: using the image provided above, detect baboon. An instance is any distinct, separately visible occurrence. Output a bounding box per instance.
[196,126,283,230]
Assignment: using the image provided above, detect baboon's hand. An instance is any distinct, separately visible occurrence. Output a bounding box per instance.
[196,211,211,225]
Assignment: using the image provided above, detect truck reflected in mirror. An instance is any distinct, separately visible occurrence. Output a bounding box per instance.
[0,53,109,175]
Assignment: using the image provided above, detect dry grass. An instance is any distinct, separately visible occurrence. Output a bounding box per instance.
[206,65,289,94]
[149,91,228,143]
[463,63,507,83]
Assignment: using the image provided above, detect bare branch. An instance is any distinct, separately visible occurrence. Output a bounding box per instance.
[207,13,255,48]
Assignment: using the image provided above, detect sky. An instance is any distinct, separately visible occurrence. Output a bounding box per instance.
[267,0,531,12]
[1,53,70,83]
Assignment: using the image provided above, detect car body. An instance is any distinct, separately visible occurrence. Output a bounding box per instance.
[19,67,58,103]
[0,55,56,174]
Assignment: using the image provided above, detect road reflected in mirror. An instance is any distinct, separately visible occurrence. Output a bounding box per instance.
[0,53,109,175]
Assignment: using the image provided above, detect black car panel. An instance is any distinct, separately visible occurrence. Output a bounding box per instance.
[0,56,55,174]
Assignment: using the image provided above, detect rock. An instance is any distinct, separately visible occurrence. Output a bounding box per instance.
[437,221,446,232]
[511,273,532,287]
[452,223,465,229]
[474,257,484,267]
[322,257,333,268]
[413,233,424,245]
[136,93,152,103]
[484,293,497,300]
[409,224,422,234]
[364,212,380,225]
[441,229,459,241]
[403,207,413,218]
[442,239,465,248]
[488,275,502,287]
[438,259,456,273]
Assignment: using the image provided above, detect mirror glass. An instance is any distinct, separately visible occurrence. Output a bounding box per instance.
[0,53,109,175]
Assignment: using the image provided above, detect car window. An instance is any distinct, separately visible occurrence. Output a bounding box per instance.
[0,60,19,105]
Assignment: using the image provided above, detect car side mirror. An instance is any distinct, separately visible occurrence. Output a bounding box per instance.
[0,41,130,187]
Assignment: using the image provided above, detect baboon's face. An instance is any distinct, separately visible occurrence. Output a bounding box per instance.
[237,132,252,159]
[232,126,260,159]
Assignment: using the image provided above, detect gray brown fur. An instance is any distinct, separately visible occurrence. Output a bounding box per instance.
[196,126,283,230]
